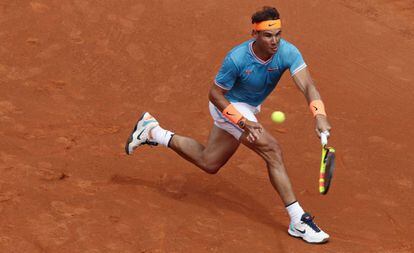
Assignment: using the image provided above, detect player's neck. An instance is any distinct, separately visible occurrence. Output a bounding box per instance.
[252,41,272,61]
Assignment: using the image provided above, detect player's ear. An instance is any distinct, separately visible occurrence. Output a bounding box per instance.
[251,29,258,38]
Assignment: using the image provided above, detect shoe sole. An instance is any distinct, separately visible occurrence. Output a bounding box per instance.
[288,229,329,244]
[125,112,146,155]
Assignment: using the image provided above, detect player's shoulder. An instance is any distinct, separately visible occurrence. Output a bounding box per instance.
[226,39,253,64]
[278,39,300,55]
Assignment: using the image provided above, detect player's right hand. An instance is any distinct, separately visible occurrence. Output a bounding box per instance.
[244,120,263,143]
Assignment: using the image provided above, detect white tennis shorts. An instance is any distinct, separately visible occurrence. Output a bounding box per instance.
[209,101,261,140]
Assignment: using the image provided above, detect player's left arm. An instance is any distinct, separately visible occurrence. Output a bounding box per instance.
[292,67,331,137]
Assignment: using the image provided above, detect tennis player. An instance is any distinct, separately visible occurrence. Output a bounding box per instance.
[125,6,331,244]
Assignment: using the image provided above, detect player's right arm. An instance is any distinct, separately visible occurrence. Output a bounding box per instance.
[208,85,263,142]
[211,53,263,142]
[208,84,230,112]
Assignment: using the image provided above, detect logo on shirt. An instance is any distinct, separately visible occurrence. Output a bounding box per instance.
[245,69,252,74]
[267,67,279,72]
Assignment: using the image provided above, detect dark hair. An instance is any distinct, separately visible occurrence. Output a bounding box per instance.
[251,6,280,23]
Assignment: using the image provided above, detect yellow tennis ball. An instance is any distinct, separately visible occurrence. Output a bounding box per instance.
[271,111,285,123]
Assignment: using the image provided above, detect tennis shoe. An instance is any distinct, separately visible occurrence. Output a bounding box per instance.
[288,212,329,244]
[125,112,159,155]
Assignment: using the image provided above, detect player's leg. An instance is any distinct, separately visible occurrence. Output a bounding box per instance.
[240,129,329,243]
[125,111,240,174]
[240,130,295,205]
[168,125,240,174]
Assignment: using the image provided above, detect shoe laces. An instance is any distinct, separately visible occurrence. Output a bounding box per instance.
[301,213,321,232]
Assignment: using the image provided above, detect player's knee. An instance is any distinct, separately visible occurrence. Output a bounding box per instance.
[204,163,222,174]
[200,159,223,174]
[263,139,283,164]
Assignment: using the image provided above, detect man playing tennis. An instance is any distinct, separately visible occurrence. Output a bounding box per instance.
[125,6,331,244]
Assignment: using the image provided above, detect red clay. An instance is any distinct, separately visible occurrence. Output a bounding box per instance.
[0,1,413,252]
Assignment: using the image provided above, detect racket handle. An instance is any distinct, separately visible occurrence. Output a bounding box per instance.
[321,130,329,146]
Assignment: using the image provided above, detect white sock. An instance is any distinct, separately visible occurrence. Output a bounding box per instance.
[285,201,305,224]
[150,125,174,147]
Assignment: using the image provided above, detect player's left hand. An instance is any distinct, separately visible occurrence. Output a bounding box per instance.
[315,114,331,137]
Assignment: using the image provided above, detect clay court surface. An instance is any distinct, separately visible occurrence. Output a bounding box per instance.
[1,0,413,252]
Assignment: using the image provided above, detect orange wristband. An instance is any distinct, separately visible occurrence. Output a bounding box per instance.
[222,104,246,128]
[309,100,327,117]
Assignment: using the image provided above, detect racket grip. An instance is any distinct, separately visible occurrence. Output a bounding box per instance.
[321,130,329,146]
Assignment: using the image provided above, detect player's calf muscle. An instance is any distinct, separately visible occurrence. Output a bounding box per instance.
[169,135,225,174]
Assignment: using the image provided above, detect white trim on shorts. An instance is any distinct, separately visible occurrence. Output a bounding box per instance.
[209,101,261,140]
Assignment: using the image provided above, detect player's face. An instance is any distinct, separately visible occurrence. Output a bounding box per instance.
[255,29,282,55]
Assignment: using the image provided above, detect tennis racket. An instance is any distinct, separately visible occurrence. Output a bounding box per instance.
[319,131,336,195]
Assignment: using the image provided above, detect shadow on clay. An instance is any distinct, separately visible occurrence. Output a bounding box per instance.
[110,173,286,233]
